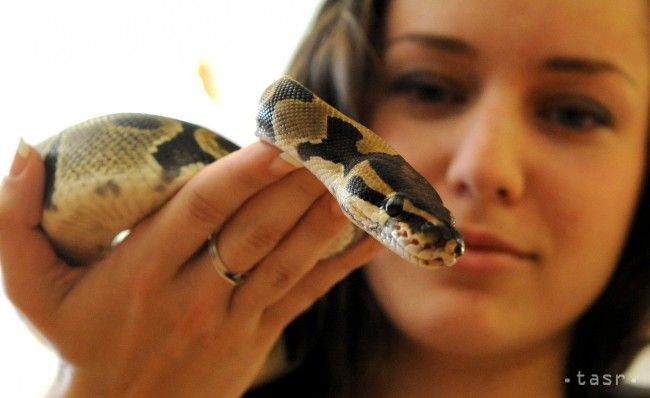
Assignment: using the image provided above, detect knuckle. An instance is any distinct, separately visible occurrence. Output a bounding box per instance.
[238,169,268,189]
[186,185,227,226]
[268,263,295,291]
[240,223,284,252]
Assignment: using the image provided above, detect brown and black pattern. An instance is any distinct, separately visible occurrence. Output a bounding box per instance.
[36,77,463,267]
[258,78,464,266]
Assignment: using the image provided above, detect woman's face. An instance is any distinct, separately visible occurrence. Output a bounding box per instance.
[365,0,649,357]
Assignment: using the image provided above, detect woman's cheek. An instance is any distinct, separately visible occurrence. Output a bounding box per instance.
[534,151,642,324]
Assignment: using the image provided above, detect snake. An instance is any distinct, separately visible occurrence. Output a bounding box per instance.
[35,77,465,268]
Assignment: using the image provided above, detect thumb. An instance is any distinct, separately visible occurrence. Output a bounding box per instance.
[0,140,76,323]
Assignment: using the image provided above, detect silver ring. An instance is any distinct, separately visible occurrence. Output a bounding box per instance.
[208,234,248,286]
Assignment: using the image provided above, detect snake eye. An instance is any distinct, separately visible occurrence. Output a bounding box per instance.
[383,194,405,217]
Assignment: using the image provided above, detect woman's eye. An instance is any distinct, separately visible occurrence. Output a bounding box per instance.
[537,98,614,132]
[388,72,466,106]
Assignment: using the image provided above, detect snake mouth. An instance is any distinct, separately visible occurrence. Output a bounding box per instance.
[382,220,465,267]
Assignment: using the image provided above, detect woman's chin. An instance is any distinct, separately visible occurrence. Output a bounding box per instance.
[396,287,529,357]
[366,253,544,356]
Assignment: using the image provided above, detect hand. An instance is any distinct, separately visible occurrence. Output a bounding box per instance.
[0,141,381,397]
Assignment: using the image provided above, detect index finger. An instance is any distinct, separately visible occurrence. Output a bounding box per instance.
[118,141,298,278]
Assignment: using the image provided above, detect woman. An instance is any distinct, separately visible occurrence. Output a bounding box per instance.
[1,1,649,397]
[270,1,650,396]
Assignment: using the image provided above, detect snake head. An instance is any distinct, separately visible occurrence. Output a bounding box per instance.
[378,192,465,267]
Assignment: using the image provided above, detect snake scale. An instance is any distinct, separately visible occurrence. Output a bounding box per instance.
[35,77,464,267]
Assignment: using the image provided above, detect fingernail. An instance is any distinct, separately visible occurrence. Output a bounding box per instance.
[269,152,300,176]
[9,138,30,177]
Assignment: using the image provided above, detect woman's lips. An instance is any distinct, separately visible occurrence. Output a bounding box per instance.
[454,227,538,272]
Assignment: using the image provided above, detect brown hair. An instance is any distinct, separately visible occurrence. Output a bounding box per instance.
[248,1,650,397]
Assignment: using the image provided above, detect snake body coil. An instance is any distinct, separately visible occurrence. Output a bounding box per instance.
[36,77,464,266]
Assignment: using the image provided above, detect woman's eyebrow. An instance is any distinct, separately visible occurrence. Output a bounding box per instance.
[386,35,637,86]
[385,33,478,57]
[542,56,637,85]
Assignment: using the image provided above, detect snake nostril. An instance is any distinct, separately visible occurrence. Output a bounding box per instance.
[454,240,465,257]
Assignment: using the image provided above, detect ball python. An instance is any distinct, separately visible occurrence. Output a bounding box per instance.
[35,77,465,267]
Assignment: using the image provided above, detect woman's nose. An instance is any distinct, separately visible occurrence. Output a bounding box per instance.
[445,90,526,205]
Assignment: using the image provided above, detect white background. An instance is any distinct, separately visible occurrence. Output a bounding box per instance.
[0,0,648,396]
